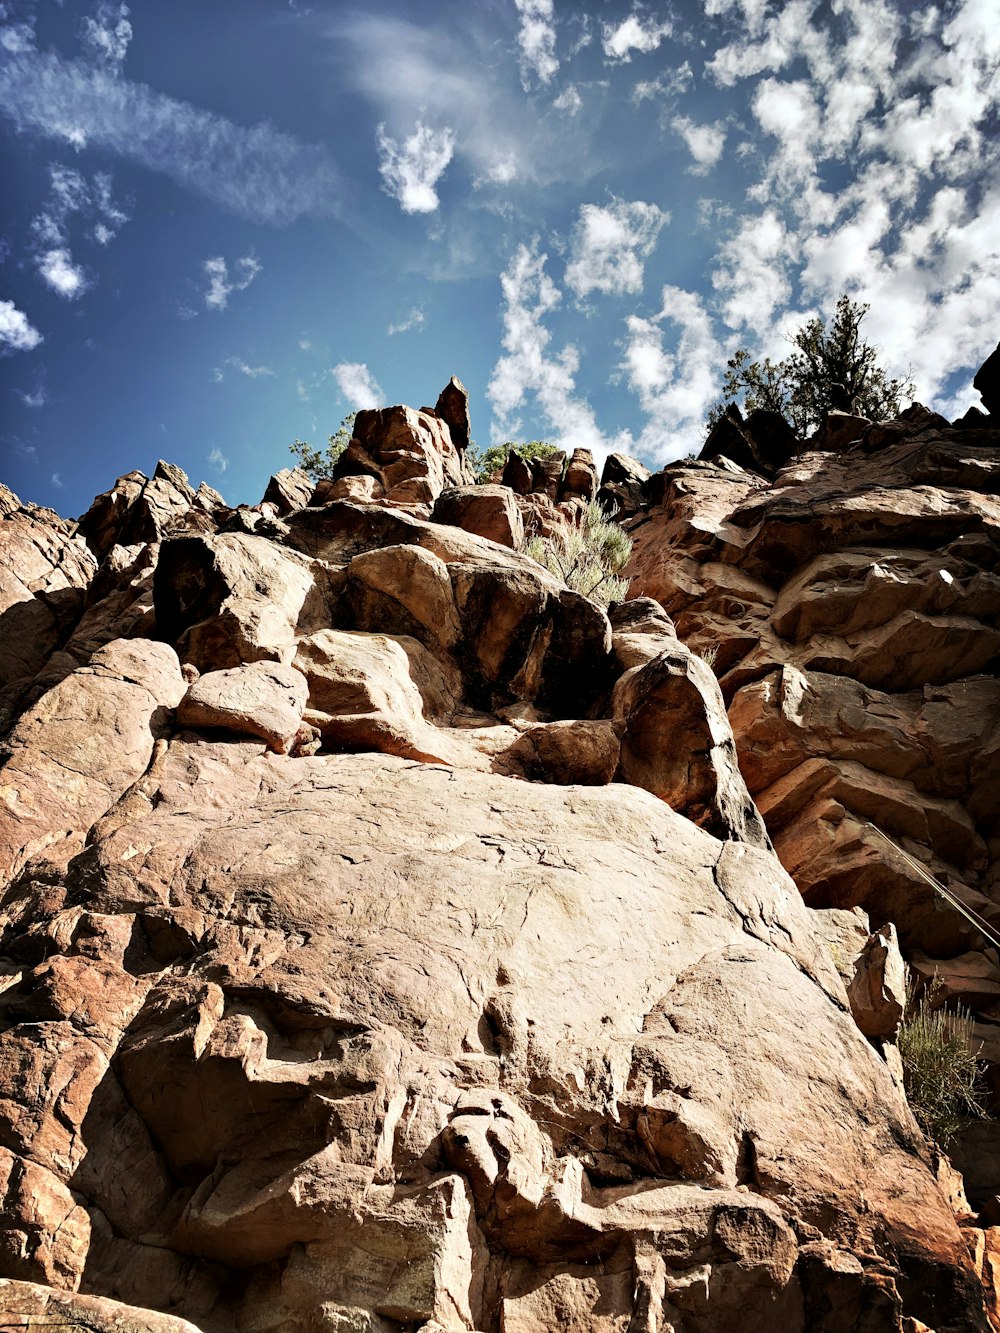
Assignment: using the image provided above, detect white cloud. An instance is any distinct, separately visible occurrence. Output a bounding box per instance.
[16,386,46,408]
[711,209,795,330]
[0,47,344,223]
[376,121,455,214]
[0,21,34,54]
[203,253,262,312]
[207,447,228,474]
[227,356,273,378]
[332,361,383,410]
[487,241,629,467]
[38,247,88,298]
[80,2,132,70]
[602,14,672,62]
[672,116,727,173]
[553,85,582,115]
[632,64,693,103]
[0,298,43,353]
[51,471,64,489]
[31,164,131,267]
[565,197,668,298]
[623,286,734,462]
[387,307,425,336]
[514,0,558,88]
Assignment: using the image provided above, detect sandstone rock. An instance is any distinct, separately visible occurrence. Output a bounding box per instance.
[154,530,344,670]
[847,921,907,1039]
[700,406,798,478]
[612,644,772,849]
[531,450,566,500]
[510,718,621,785]
[0,485,96,694]
[432,484,525,549]
[562,448,599,501]
[502,448,534,495]
[0,638,184,881]
[810,410,872,452]
[293,629,454,762]
[434,374,472,453]
[78,461,199,560]
[975,340,1000,416]
[344,404,465,506]
[177,660,308,753]
[347,542,463,654]
[0,737,983,1328]
[262,466,313,515]
[0,1280,205,1331]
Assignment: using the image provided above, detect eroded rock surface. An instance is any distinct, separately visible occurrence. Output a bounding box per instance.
[0,382,994,1331]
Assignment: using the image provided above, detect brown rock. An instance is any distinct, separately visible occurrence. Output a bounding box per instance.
[347,404,465,506]
[975,340,1000,416]
[0,485,96,694]
[0,638,185,881]
[810,410,872,452]
[292,629,454,762]
[177,661,308,753]
[434,374,472,452]
[432,484,525,549]
[78,461,199,560]
[562,448,599,501]
[262,467,313,515]
[612,644,772,849]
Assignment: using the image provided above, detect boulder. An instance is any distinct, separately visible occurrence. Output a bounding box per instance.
[432,484,525,549]
[0,484,96,694]
[292,629,454,762]
[78,461,201,559]
[562,448,599,501]
[0,638,184,881]
[974,340,1000,416]
[810,410,872,452]
[598,452,650,519]
[177,661,309,753]
[612,643,772,849]
[434,374,472,453]
[262,467,313,515]
[339,404,465,506]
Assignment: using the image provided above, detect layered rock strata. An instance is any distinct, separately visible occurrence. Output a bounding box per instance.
[0,384,994,1331]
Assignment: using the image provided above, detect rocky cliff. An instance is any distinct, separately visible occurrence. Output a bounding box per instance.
[0,368,998,1332]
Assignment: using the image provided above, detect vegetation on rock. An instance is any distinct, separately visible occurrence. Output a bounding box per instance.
[468,439,562,483]
[524,500,632,607]
[712,295,914,436]
[898,976,985,1147]
[289,412,356,480]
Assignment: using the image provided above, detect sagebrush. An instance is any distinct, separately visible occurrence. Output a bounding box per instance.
[524,501,632,608]
[897,975,985,1147]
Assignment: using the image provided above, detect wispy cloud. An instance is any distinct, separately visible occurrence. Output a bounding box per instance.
[553,85,582,115]
[203,253,262,311]
[514,0,558,88]
[0,298,43,354]
[212,356,274,381]
[0,45,344,224]
[565,197,668,298]
[602,14,672,62]
[16,385,46,408]
[51,471,64,489]
[387,307,425,335]
[80,1,132,70]
[332,361,383,410]
[488,241,629,466]
[376,121,455,214]
[623,286,735,462]
[28,162,130,296]
[207,446,228,474]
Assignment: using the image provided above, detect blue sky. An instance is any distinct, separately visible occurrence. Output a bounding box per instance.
[1,0,998,517]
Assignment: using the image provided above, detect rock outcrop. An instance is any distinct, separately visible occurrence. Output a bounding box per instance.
[0,379,995,1331]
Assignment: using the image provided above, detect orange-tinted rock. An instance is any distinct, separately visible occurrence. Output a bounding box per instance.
[433,484,525,549]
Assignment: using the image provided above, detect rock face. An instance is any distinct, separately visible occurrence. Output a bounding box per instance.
[0,384,995,1331]
[623,393,1000,1190]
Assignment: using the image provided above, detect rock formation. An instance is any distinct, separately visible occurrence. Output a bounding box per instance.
[0,376,997,1331]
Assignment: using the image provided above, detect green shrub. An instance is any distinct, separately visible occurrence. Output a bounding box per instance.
[468,439,562,483]
[897,976,985,1147]
[289,412,356,481]
[524,501,632,609]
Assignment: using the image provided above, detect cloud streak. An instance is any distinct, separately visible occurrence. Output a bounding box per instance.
[0,46,344,224]
[203,254,262,311]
